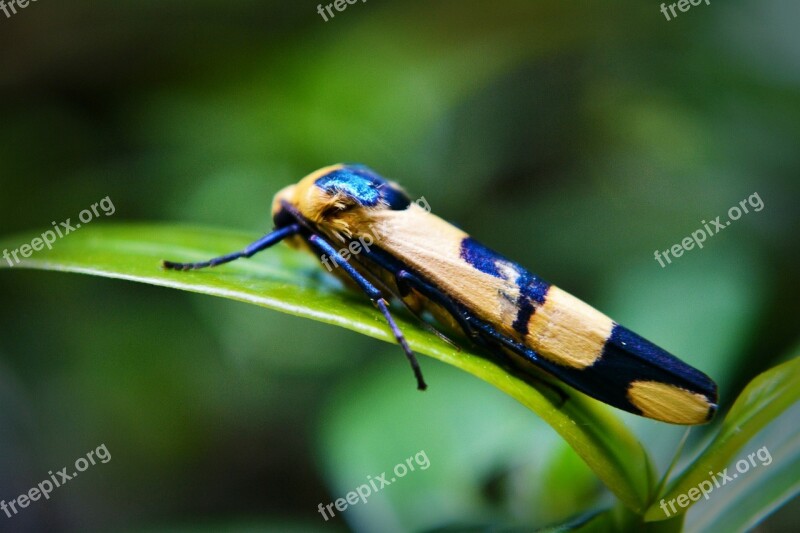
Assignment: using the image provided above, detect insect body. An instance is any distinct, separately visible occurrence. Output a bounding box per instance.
[163,164,718,425]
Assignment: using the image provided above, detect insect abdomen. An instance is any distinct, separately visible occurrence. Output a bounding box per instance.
[513,282,717,424]
[457,234,717,424]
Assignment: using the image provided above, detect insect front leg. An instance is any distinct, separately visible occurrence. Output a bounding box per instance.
[162,224,301,270]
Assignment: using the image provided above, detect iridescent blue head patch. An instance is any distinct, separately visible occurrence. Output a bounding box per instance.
[315,165,411,210]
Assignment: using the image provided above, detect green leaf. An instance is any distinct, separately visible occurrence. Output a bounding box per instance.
[683,401,800,532]
[645,356,800,521]
[571,506,684,533]
[0,223,654,512]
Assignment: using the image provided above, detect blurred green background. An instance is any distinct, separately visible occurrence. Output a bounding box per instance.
[0,1,798,531]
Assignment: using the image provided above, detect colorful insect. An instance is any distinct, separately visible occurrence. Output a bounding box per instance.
[163,164,718,425]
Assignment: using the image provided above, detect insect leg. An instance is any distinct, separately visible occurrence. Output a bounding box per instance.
[395,270,480,341]
[306,234,427,391]
[348,246,480,342]
[394,269,564,402]
[162,223,301,270]
[343,248,461,349]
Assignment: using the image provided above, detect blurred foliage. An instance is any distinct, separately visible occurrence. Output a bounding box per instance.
[1,0,798,531]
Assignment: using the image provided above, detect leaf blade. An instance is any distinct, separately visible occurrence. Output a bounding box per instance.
[1,223,655,511]
[645,356,800,521]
